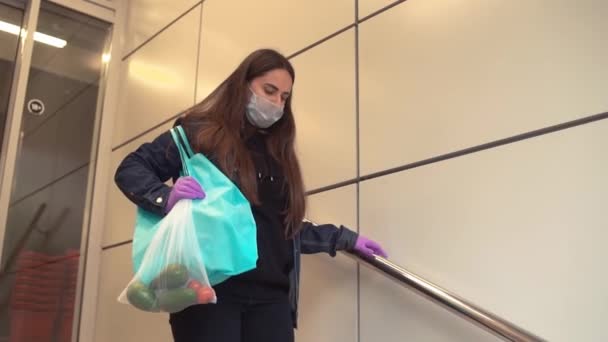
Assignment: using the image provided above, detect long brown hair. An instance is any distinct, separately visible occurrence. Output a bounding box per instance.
[181,49,305,238]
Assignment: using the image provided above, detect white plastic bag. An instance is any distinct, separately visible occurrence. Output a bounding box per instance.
[118,199,216,313]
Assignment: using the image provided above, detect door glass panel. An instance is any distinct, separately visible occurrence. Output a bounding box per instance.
[0,1,111,341]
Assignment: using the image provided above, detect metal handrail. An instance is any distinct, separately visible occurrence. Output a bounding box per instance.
[345,252,546,342]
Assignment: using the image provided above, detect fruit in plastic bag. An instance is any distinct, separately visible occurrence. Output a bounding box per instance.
[157,288,198,312]
[126,281,157,311]
[187,279,204,291]
[118,199,217,313]
[186,279,215,304]
[151,264,189,289]
[196,286,215,304]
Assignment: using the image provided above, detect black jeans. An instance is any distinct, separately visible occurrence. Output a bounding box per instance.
[169,295,294,342]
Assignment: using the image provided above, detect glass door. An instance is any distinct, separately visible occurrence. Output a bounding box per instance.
[0,1,111,341]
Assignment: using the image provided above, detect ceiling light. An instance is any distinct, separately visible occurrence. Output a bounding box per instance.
[0,20,67,48]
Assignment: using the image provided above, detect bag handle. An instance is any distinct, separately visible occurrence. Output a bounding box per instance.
[170,126,193,177]
[176,125,196,157]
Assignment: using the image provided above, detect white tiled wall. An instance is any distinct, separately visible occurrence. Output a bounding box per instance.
[359,0,608,175]
[360,268,498,342]
[122,0,201,57]
[297,185,358,342]
[358,0,398,19]
[104,122,173,247]
[96,0,608,341]
[111,5,200,148]
[196,0,354,101]
[291,29,357,190]
[360,120,608,341]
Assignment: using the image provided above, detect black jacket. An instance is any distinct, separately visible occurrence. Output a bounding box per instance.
[114,119,358,327]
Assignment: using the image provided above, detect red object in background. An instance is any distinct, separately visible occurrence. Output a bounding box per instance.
[8,311,56,341]
[9,249,80,342]
[60,312,75,342]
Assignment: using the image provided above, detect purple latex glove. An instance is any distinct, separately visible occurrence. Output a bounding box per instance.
[354,235,388,258]
[165,176,205,213]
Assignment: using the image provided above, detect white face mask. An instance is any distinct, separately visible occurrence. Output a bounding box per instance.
[246,88,284,129]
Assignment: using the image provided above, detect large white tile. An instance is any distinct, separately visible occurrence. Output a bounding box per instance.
[196,0,354,101]
[112,6,199,148]
[359,119,608,341]
[123,0,201,56]
[297,253,357,342]
[359,0,608,174]
[104,122,174,247]
[95,245,173,342]
[297,185,357,342]
[292,30,356,190]
[360,267,499,342]
[358,0,400,19]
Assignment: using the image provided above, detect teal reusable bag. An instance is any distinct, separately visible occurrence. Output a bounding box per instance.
[131,126,258,286]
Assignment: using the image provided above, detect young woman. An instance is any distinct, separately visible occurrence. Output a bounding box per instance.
[115,49,387,342]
